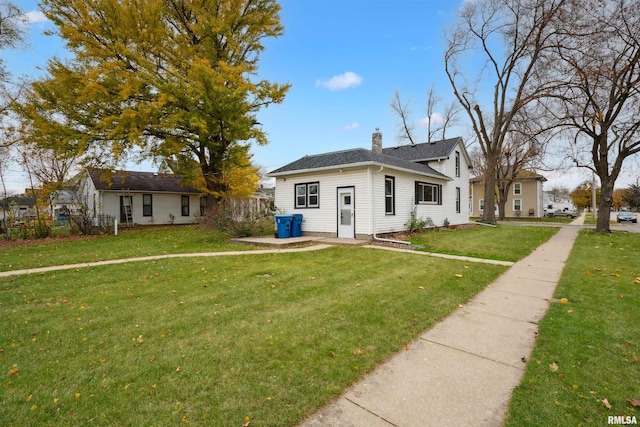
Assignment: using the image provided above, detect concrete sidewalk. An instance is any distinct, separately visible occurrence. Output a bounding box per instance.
[301,226,580,427]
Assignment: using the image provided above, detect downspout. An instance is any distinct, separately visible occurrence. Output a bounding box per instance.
[371,166,412,246]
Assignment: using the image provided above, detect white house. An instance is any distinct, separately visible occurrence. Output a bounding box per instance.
[78,169,203,226]
[267,130,471,240]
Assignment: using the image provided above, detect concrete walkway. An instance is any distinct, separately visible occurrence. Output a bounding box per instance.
[301,225,580,427]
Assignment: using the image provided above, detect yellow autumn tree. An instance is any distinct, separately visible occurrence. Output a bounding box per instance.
[16,0,289,205]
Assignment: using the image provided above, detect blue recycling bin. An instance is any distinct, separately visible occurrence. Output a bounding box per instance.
[275,214,293,238]
[291,214,303,237]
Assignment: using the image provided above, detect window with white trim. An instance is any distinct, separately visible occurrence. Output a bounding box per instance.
[181,195,190,216]
[455,151,460,177]
[295,182,319,208]
[456,187,461,213]
[480,199,485,210]
[415,181,442,205]
[513,182,522,195]
[143,194,153,216]
[385,176,395,215]
[513,198,522,212]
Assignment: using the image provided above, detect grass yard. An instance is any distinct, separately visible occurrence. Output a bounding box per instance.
[409,225,559,262]
[501,217,574,224]
[470,216,574,224]
[0,246,507,426]
[0,225,254,272]
[504,230,640,426]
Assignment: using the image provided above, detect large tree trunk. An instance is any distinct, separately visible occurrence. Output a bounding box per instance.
[482,159,497,224]
[202,164,227,209]
[596,176,615,233]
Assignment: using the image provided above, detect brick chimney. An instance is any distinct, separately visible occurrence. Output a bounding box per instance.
[372,128,382,153]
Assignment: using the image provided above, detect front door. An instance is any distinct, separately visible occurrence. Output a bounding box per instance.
[337,187,355,238]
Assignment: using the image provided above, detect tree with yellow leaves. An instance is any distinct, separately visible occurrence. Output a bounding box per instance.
[16,0,289,205]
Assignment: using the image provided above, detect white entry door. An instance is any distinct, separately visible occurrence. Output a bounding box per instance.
[337,187,355,238]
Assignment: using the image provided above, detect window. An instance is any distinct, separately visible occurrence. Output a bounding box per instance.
[415,181,442,205]
[385,176,395,215]
[480,199,485,210]
[456,187,461,213]
[181,195,189,216]
[513,182,522,195]
[295,182,319,208]
[455,151,460,177]
[143,194,153,216]
[513,199,522,212]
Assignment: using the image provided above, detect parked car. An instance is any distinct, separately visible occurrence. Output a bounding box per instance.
[547,209,577,219]
[617,211,638,223]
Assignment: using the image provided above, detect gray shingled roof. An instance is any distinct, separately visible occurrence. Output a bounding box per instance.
[268,148,450,180]
[381,137,462,161]
[88,169,201,193]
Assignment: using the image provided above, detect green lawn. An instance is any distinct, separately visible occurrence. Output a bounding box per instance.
[0,225,254,272]
[504,230,640,426]
[470,216,574,224]
[409,225,559,262]
[0,246,508,426]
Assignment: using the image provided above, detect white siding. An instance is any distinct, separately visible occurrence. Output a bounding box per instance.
[97,191,199,225]
[273,150,471,237]
[274,168,371,237]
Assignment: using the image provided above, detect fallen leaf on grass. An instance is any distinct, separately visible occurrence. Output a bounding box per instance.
[560,298,569,304]
[549,362,558,372]
[26,394,32,403]
[633,278,640,284]
[8,365,18,376]
[454,274,463,278]
[602,398,612,409]
[628,399,640,407]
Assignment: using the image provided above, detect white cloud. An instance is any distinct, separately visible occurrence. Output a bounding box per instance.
[24,10,48,24]
[417,113,444,128]
[344,122,359,131]
[316,72,363,91]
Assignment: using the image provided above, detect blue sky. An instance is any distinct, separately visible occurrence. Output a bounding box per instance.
[2,0,623,192]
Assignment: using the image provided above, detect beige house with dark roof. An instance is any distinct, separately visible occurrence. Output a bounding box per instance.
[470,171,547,218]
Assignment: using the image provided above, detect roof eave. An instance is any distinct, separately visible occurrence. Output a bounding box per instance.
[268,161,452,181]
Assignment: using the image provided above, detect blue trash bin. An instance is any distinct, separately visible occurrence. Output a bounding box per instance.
[275,214,293,238]
[291,214,303,237]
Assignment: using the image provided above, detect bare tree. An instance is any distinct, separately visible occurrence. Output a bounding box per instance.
[390,90,417,145]
[390,86,460,145]
[548,0,640,232]
[0,1,27,150]
[0,145,12,238]
[444,0,567,224]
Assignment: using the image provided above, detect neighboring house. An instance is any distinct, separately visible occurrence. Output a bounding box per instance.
[470,171,547,218]
[267,130,471,240]
[542,191,576,213]
[78,169,203,226]
[0,195,37,221]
